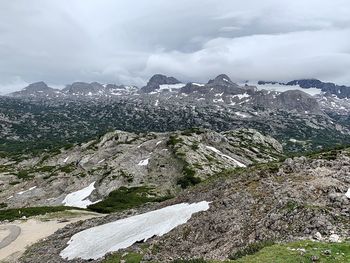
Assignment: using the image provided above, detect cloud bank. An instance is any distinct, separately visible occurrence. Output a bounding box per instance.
[1,0,350,93]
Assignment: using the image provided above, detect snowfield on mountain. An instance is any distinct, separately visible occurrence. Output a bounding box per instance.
[60,201,210,260]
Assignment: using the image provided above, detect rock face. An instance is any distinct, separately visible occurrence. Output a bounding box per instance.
[0,128,283,210]
[9,82,62,98]
[287,79,350,99]
[259,78,350,99]
[140,74,182,93]
[19,148,350,263]
[63,82,105,96]
[180,74,254,95]
[3,74,350,154]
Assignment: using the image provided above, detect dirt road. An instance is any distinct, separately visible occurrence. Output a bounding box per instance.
[0,210,102,262]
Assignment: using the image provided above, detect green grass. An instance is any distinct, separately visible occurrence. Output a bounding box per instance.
[103,252,143,263]
[167,135,184,147]
[233,241,350,263]
[177,163,202,189]
[172,259,209,263]
[0,206,80,221]
[229,241,275,260]
[88,186,172,213]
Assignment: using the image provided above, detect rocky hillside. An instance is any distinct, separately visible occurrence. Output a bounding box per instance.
[19,146,350,262]
[2,78,350,155]
[0,128,283,210]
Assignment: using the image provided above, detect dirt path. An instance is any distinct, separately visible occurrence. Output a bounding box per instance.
[0,210,102,262]
[0,226,21,250]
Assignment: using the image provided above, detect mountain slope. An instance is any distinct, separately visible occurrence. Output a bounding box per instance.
[19,147,350,262]
[0,128,283,210]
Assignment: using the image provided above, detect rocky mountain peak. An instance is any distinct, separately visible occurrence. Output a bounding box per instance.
[63,82,105,95]
[141,74,181,93]
[208,74,237,87]
[8,81,62,98]
[23,81,50,92]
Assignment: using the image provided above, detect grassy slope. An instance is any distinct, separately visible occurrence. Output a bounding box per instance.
[101,237,350,263]
[0,206,81,221]
[88,186,172,214]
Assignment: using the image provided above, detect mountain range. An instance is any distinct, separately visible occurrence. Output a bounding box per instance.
[1,74,350,262]
[1,74,350,155]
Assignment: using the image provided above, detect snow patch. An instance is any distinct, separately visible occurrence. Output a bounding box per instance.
[192,83,204,87]
[159,83,186,91]
[213,98,224,103]
[138,158,149,166]
[233,93,250,100]
[205,146,246,167]
[62,182,97,208]
[346,188,350,198]
[60,201,210,260]
[235,112,250,118]
[253,82,322,96]
[17,186,37,195]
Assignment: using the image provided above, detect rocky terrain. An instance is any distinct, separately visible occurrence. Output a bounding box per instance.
[2,74,350,155]
[1,74,350,263]
[0,128,282,210]
[18,147,350,262]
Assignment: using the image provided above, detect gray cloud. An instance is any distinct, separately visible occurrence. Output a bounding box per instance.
[1,0,350,93]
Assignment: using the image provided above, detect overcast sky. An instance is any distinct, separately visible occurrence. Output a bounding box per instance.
[1,0,350,93]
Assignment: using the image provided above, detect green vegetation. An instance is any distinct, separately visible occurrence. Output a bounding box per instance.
[88,186,171,213]
[58,164,76,173]
[191,142,199,150]
[172,259,208,263]
[177,165,201,189]
[167,135,184,147]
[103,252,143,263]
[16,170,34,180]
[229,241,275,260]
[0,206,79,221]
[232,240,350,263]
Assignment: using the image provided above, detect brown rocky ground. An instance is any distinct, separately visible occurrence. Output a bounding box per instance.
[19,149,350,262]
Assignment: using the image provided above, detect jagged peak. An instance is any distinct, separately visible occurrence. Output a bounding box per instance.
[147,74,181,86]
[23,81,51,91]
[207,74,237,86]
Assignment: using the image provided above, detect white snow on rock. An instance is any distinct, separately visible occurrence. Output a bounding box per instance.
[159,83,186,91]
[138,158,149,166]
[192,82,204,87]
[232,93,250,100]
[235,112,250,118]
[60,201,210,260]
[17,186,37,195]
[253,82,322,96]
[346,188,350,198]
[62,182,97,208]
[205,146,246,167]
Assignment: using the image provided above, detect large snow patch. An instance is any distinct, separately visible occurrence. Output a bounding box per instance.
[60,201,210,260]
[62,181,97,208]
[205,146,246,167]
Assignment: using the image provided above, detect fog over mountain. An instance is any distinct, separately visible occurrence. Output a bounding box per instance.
[1,0,350,94]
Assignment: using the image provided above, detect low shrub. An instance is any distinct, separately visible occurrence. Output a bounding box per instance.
[229,240,275,260]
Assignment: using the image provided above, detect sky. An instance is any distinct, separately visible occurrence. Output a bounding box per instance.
[1,0,350,93]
